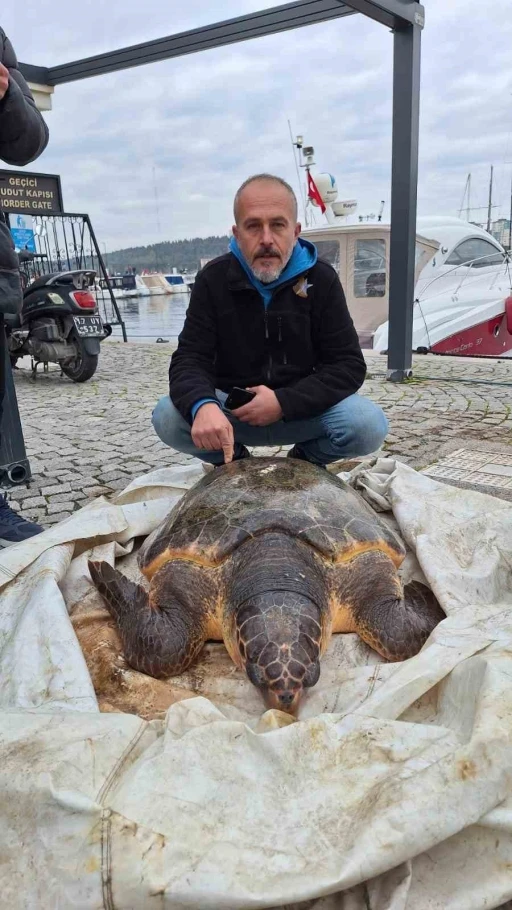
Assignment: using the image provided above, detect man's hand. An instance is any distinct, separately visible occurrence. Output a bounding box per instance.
[0,63,10,101]
[191,403,234,463]
[232,386,283,427]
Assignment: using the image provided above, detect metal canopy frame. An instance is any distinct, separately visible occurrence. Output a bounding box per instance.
[20,0,424,380]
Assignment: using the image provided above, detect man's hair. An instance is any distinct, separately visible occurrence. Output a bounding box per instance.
[233,174,298,223]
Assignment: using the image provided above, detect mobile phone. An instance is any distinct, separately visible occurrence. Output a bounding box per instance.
[225,387,256,410]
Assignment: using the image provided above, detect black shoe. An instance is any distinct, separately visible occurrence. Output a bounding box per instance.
[233,445,252,462]
[287,446,326,468]
[0,495,44,547]
[206,445,252,471]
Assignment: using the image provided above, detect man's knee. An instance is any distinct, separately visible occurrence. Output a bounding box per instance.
[152,395,191,449]
[329,396,388,456]
[355,406,388,454]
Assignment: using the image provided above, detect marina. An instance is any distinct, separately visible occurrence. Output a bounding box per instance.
[3,3,512,907]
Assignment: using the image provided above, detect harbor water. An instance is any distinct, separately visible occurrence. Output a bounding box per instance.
[107,293,190,343]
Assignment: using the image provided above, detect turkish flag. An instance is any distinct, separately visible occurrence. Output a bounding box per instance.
[307,171,326,213]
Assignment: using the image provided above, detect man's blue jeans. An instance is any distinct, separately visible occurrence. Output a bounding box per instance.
[152,391,388,466]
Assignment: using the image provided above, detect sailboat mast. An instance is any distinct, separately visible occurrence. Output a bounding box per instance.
[486,165,494,232]
[459,172,470,219]
[467,173,471,222]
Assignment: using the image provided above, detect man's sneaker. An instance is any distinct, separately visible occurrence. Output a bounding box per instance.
[233,445,251,461]
[286,446,326,468]
[203,445,252,473]
[0,495,44,547]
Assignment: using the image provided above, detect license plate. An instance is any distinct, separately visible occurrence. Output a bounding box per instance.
[73,315,105,337]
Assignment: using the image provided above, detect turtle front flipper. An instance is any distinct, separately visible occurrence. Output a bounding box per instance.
[331,551,446,662]
[88,560,212,679]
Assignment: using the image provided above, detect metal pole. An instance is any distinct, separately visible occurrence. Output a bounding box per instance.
[387,21,422,381]
[508,173,512,251]
[0,317,31,488]
[85,215,128,342]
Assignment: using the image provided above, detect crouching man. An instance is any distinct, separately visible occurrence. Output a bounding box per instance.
[153,173,387,467]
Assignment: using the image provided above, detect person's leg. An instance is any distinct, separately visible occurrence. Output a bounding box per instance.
[152,392,387,467]
[284,394,388,466]
[0,316,44,546]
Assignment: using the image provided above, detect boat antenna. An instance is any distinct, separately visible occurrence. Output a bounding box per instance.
[288,121,308,223]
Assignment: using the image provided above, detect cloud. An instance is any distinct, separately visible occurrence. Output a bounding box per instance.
[2,0,512,249]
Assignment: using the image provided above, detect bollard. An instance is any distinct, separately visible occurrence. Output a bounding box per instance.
[0,320,31,488]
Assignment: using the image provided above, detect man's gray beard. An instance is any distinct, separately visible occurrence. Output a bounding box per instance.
[252,244,294,284]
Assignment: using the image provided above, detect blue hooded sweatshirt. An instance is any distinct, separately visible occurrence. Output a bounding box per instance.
[191,237,318,418]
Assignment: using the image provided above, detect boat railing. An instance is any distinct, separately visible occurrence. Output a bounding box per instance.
[415,250,512,304]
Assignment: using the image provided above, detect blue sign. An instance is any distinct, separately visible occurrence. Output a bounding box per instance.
[10,214,35,252]
[11,227,36,252]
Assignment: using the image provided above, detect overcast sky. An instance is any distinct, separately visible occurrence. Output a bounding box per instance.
[3,1,512,251]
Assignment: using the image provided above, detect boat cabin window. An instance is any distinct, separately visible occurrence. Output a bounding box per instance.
[354,239,386,298]
[445,238,504,268]
[315,241,340,271]
[166,275,185,286]
[99,275,136,291]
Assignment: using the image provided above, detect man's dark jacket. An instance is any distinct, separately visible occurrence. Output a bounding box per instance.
[0,27,49,317]
[169,252,366,423]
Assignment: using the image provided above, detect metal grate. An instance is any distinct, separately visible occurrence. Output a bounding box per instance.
[423,449,512,490]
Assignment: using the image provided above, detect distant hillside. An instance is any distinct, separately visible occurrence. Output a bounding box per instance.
[106,235,231,274]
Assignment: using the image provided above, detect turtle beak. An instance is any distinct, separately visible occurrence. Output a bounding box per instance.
[264,684,303,715]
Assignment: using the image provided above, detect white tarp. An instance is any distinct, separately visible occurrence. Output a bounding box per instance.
[1,459,512,909]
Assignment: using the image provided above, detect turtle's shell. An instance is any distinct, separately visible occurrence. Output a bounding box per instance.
[140,458,405,578]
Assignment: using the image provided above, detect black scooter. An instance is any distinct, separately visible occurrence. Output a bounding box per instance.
[8,251,111,382]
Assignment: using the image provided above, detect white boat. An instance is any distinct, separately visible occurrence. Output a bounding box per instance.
[93,274,150,301]
[133,275,150,297]
[164,270,192,294]
[140,274,172,296]
[301,216,512,358]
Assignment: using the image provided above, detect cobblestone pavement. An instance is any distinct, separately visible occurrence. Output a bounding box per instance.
[6,343,512,526]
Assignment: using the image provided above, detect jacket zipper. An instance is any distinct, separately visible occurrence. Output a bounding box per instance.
[264,310,272,381]
[277,315,287,365]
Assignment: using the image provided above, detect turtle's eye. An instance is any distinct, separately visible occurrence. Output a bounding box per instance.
[303,661,320,688]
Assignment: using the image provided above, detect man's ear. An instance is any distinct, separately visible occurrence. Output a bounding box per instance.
[232,224,239,241]
[294,222,302,239]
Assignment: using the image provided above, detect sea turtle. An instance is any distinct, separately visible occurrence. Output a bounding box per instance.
[89,457,444,714]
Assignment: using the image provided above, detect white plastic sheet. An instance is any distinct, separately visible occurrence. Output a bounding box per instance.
[1,459,512,909]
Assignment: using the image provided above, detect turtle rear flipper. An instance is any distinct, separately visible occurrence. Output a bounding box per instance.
[355,580,445,661]
[88,560,209,679]
[331,552,446,662]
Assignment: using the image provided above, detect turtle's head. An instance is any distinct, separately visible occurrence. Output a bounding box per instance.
[235,592,322,715]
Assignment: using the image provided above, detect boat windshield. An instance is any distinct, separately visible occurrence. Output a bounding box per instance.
[315,240,340,271]
[354,238,386,298]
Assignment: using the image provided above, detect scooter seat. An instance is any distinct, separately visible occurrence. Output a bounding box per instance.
[24,273,76,293]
